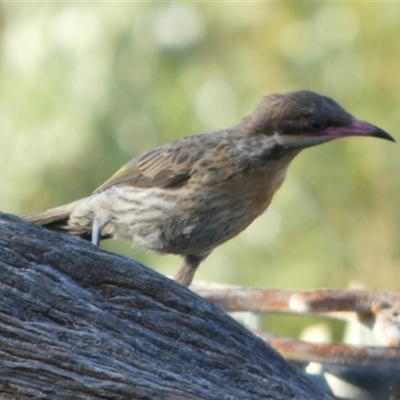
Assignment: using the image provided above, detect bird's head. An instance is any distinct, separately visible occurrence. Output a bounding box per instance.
[239,91,395,150]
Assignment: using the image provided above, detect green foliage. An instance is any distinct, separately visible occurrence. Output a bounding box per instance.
[2,2,399,294]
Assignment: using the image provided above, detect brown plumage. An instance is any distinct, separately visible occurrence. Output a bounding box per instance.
[24,91,394,286]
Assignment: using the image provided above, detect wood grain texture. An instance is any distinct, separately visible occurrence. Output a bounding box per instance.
[0,213,331,399]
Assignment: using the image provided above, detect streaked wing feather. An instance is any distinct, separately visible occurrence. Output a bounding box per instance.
[94,138,204,193]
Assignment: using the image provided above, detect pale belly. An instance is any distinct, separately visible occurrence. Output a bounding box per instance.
[81,183,276,256]
[70,161,288,256]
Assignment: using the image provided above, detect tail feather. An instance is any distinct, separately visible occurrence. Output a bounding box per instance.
[23,198,92,240]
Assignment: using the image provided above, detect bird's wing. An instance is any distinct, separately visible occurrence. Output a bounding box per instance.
[93,137,207,193]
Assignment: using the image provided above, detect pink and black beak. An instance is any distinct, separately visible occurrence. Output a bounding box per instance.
[325,119,395,142]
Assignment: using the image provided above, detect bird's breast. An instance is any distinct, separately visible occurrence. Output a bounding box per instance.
[222,161,289,221]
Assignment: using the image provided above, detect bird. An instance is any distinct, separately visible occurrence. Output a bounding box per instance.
[24,91,395,286]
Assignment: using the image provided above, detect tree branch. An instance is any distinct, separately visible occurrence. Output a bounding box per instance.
[0,213,331,399]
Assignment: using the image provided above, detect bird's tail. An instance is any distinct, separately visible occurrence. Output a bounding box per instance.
[23,198,92,240]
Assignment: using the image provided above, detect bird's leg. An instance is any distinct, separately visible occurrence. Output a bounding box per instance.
[175,254,205,287]
[91,219,105,246]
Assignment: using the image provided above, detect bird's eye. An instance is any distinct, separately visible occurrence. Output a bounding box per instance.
[309,119,323,132]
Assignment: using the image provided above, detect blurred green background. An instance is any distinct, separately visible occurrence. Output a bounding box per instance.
[1,2,399,333]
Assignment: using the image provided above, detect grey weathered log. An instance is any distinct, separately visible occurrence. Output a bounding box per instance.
[0,212,331,399]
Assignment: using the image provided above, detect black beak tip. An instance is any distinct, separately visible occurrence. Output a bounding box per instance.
[372,127,396,143]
